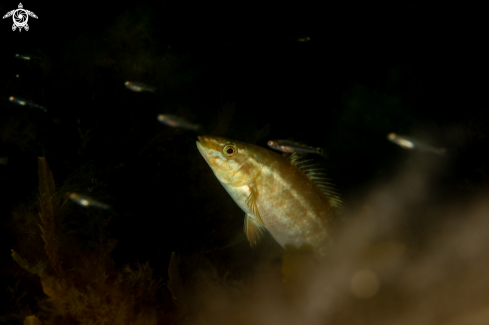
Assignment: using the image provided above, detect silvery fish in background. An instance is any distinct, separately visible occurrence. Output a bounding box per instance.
[267,139,328,158]
[14,53,46,61]
[197,136,343,255]
[124,81,156,93]
[69,193,111,210]
[297,36,311,42]
[157,114,201,132]
[387,133,446,156]
[0,157,9,165]
[9,96,47,112]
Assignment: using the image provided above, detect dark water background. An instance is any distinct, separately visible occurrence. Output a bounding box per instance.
[0,1,487,322]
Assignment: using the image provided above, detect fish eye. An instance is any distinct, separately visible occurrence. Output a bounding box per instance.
[223,144,237,157]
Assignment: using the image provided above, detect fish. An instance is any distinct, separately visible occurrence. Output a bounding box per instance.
[15,54,32,60]
[0,157,8,165]
[14,54,45,61]
[9,96,27,106]
[387,133,446,155]
[297,36,311,42]
[196,136,344,255]
[267,140,328,158]
[157,114,201,132]
[8,96,47,112]
[124,81,156,93]
[69,193,112,211]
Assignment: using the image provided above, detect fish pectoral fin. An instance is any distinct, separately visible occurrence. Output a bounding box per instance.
[244,214,266,248]
[244,187,265,227]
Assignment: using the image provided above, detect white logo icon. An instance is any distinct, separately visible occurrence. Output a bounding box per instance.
[3,3,38,32]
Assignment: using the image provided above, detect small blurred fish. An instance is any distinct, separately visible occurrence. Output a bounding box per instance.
[8,96,47,112]
[387,133,446,155]
[124,81,156,93]
[157,114,201,132]
[297,36,311,42]
[69,192,112,210]
[0,157,8,165]
[14,53,46,61]
[267,140,328,158]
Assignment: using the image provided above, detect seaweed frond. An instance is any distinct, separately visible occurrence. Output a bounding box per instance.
[167,252,187,314]
[37,157,63,275]
[11,249,43,275]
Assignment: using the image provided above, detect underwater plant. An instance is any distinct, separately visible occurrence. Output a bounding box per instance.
[9,158,176,324]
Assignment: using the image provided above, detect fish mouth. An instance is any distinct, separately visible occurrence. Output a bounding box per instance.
[196,136,208,161]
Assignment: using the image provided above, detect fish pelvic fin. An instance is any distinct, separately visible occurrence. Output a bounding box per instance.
[243,186,266,248]
[244,214,266,248]
[284,152,345,213]
[245,186,265,227]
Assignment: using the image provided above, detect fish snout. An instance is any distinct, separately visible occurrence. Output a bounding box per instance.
[196,136,216,156]
[196,137,210,161]
[197,135,213,145]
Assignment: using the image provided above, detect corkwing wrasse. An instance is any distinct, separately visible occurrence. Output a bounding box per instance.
[196,136,343,255]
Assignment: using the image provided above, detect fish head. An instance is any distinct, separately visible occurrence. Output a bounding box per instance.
[267,140,279,150]
[196,136,261,186]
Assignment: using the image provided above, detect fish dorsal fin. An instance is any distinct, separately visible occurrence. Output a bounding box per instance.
[283,152,345,212]
[244,214,266,248]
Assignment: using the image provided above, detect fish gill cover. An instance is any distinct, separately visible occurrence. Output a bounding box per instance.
[0,1,488,325]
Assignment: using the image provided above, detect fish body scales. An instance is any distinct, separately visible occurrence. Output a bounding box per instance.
[253,153,332,249]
